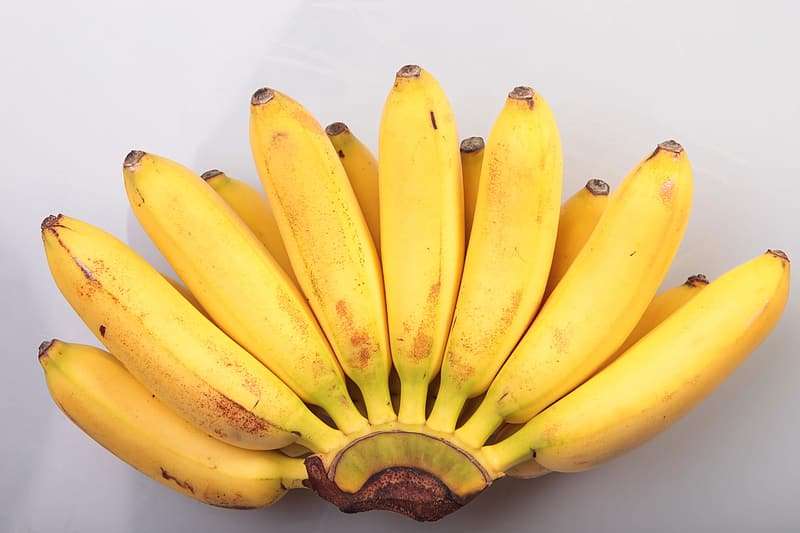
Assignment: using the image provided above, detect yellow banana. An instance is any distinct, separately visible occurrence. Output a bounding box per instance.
[428,86,562,433]
[39,340,306,507]
[250,88,394,425]
[544,178,610,297]
[460,136,485,243]
[457,141,693,447]
[124,152,367,435]
[483,250,790,473]
[378,65,465,424]
[325,122,381,251]
[161,272,206,315]
[611,274,709,359]
[200,169,296,283]
[41,213,344,452]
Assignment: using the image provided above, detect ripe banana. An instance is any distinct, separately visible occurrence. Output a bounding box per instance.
[250,88,394,425]
[39,340,306,507]
[460,136,485,243]
[200,169,296,283]
[612,274,709,359]
[325,122,381,251]
[457,141,693,447]
[42,214,344,452]
[378,65,465,424]
[124,151,367,434]
[161,272,206,315]
[428,86,562,433]
[483,250,790,473]
[544,178,610,297]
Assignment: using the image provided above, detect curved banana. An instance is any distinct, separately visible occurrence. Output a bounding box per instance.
[544,178,610,297]
[200,169,296,283]
[457,141,693,447]
[250,88,394,425]
[326,122,380,251]
[428,87,562,433]
[460,136,485,243]
[124,152,367,434]
[161,272,206,315]
[483,250,790,473]
[41,214,344,452]
[612,274,709,359]
[378,65,464,424]
[39,340,307,508]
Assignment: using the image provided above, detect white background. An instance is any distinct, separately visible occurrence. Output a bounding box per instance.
[2,1,798,531]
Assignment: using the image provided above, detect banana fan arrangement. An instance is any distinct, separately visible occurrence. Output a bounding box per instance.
[39,65,789,521]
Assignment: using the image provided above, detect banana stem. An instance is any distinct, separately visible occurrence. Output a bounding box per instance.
[454,401,504,449]
[398,379,429,425]
[426,392,467,433]
[480,427,542,473]
[359,381,396,425]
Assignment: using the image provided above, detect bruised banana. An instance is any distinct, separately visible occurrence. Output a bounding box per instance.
[379,65,465,424]
[39,340,306,507]
[428,86,562,433]
[250,87,394,425]
[544,178,610,297]
[458,140,693,447]
[42,214,344,452]
[200,169,296,283]
[483,250,790,473]
[325,122,381,251]
[124,152,367,434]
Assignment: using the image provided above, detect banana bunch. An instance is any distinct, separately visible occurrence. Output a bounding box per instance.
[38,65,789,522]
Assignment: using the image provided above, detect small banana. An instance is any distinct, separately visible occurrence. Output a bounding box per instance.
[125,152,367,434]
[544,178,610,297]
[42,214,344,452]
[460,136,485,243]
[250,88,394,425]
[457,141,693,447]
[39,340,307,507]
[325,122,380,251]
[611,274,709,359]
[428,86,562,433]
[200,169,296,283]
[378,65,465,424]
[483,250,790,473]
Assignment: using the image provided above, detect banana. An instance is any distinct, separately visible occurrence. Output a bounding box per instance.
[161,272,206,315]
[460,136,485,243]
[457,140,693,447]
[124,152,367,435]
[543,178,610,297]
[200,169,296,283]
[483,250,790,473]
[39,340,307,508]
[611,274,709,359]
[41,214,344,452]
[378,65,465,424]
[428,86,562,433]
[250,88,394,425]
[325,122,381,251]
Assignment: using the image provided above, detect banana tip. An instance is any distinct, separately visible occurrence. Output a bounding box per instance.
[41,214,63,231]
[657,140,683,154]
[325,122,349,136]
[200,169,224,181]
[686,274,709,287]
[767,249,789,262]
[251,87,275,106]
[460,137,485,153]
[585,178,610,196]
[508,86,535,101]
[396,64,421,78]
[38,339,56,361]
[124,150,146,169]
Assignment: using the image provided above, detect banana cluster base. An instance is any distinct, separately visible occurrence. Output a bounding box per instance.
[302,426,495,521]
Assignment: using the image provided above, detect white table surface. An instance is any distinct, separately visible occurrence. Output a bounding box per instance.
[2,1,798,531]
